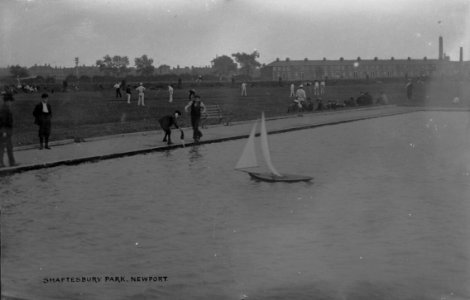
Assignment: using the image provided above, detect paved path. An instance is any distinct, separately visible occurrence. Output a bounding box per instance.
[0,105,420,176]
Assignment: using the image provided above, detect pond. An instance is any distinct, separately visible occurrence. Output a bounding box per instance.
[1,111,470,300]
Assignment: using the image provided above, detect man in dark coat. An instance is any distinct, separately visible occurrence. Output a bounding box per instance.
[184,95,206,142]
[33,93,52,149]
[158,110,182,145]
[0,90,17,167]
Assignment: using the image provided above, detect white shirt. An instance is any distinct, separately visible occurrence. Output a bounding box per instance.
[168,86,173,94]
[136,86,145,95]
[295,88,306,101]
[42,102,49,113]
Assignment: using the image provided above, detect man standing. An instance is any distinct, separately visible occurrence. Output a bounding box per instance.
[185,95,206,142]
[136,83,146,106]
[290,83,295,97]
[241,82,247,96]
[33,93,52,150]
[314,80,320,96]
[168,84,174,103]
[114,82,122,98]
[0,90,17,167]
[320,80,326,95]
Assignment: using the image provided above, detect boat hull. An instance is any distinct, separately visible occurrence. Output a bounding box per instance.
[248,172,313,183]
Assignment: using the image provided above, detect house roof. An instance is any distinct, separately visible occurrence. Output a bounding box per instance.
[266,58,441,67]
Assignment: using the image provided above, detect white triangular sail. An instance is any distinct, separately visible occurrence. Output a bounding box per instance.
[260,112,282,177]
[235,121,258,170]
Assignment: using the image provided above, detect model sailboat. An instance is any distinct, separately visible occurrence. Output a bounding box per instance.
[235,112,313,182]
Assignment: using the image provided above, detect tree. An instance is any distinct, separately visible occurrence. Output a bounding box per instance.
[211,55,237,77]
[96,55,129,77]
[232,51,261,76]
[156,64,171,75]
[9,65,29,78]
[134,55,155,76]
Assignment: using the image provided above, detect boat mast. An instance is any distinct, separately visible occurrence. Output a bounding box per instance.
[260,112,282,177]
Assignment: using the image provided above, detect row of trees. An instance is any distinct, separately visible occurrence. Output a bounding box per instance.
[6,50,262,80]
[95,51,261,78]
[211,51,261,77]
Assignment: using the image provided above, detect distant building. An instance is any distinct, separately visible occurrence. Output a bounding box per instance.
[261,57,468,81]
[261,37,469,81]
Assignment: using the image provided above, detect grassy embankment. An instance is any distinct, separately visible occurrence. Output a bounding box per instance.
[8,80,466,146]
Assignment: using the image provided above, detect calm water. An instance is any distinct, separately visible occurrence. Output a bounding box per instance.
[1,111,470,300]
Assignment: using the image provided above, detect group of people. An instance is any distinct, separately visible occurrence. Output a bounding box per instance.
[158,89,206,145]
[289,76,395,110]
[114,82,146,105]
[338,91,390,107]
[290,80,328,108]
[115,80,248,108]
[291,80,326,98]
[115,82,180,105]
[114,82,207,145]
[292,84,307,109]
[1,90,52,168]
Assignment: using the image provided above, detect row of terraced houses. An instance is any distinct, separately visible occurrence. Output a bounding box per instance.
[260,36,469,81]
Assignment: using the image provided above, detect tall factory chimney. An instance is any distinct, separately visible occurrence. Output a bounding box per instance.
[439,36,443,60]
[460,47,463,62]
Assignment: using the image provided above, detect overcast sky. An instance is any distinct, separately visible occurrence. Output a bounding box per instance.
[1,0,469,68]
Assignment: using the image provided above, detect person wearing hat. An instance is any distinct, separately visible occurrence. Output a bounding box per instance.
[0,89,17,167]
[184,94,206,142]
[33,93,53,149]
[294,84,307,110]
[136,82,146,106]
[188,89,196,100]
[158,110,182,145]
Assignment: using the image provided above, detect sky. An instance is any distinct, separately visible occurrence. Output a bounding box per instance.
[1,0,469,68]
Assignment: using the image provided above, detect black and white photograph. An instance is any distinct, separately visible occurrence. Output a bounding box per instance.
[1,0,470,299]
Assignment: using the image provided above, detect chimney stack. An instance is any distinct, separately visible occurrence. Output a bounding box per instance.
[460,47,463,62]
[439,36,443,60]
